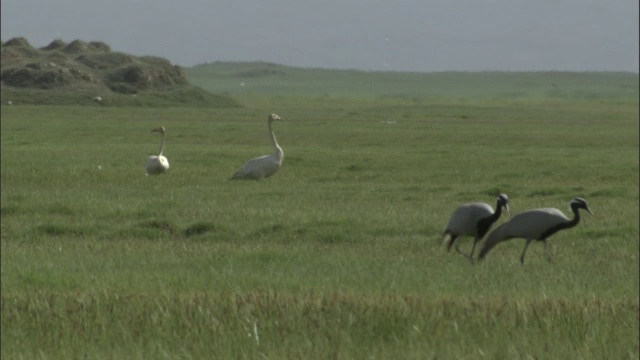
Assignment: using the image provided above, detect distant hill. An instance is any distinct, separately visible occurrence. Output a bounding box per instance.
[186,61,639,100]
[0,37,239,107]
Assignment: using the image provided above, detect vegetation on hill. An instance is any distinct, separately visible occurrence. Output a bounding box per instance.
[0,37,239,107]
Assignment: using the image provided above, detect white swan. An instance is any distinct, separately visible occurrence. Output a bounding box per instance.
[232,114,283,180]
[145,126,170,175]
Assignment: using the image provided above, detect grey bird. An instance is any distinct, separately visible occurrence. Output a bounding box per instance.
[478,197,592,264]
[442,194,510,261]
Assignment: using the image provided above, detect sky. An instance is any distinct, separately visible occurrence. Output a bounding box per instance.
[2,0,638,73]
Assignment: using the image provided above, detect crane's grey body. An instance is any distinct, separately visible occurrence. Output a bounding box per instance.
[232,114,283,180]
[478,197,592,264]
[442,194,509,260]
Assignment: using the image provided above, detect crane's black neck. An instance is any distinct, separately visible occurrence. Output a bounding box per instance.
[539,205,583,240]
[476,201,504,238]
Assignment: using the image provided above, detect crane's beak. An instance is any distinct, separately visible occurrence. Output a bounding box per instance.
[586,207,593,215]
[504,204,510,216]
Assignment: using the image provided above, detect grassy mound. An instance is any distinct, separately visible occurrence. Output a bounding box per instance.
[1,37,239,107]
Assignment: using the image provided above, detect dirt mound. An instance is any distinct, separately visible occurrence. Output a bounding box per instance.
[88,41,111,52]
[63,40,90,54]
[42,39,66,51]
[4,37,32,47]
[76,52,134,69]
[1,37,239,107]
[107,64,188,94]
[1,37,40,63]
[2,62,94,88]
[2,38,190,94]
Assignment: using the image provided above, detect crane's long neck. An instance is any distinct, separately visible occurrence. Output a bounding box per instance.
[477,202,503,238]
[563,206,583,230]
[158,133,166,156]
[539,206,582,240]
[268,120,283,161]
[489,200,504,223]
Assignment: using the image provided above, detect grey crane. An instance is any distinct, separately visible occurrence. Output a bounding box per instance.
[478,197,592,264]
[442,194,510,260]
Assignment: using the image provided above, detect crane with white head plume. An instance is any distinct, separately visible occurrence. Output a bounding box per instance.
[145,126,170,175]
[442,194,510,260]
[231,113,284,180]
[478,197,592,264]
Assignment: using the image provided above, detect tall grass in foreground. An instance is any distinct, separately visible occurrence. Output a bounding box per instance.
[2,292,636,359]
[1,92,638,358]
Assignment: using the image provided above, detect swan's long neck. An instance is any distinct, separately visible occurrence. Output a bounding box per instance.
[158,132,166,156]
[268,119,283,161]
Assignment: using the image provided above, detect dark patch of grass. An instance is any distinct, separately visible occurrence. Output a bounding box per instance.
[138,220,178,235]
[249,223,289,239]
[36,224,85,237]
[346,164,364,172]
[1,205,20,215]
[184,222,226,237]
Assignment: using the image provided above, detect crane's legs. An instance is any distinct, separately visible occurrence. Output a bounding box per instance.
[446,234,475,263]
[453,245,474,262]
[520,239,534,264]
[446,234,458,252]
[468,239,479,260]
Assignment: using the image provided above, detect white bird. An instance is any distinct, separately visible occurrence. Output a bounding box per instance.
[442,194,510,260]
[231,113,284,180]
[145,126,170,175]
[478,197,593,264]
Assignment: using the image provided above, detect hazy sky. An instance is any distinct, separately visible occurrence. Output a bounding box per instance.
[2,0,638,72]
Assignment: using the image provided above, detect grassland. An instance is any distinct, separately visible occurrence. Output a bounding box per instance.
[1,67,638,359]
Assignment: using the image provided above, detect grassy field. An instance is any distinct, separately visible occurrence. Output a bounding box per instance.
[1,69,639,359]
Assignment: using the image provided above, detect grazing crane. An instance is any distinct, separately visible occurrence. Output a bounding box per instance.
[145,126,170,175]
[478,197,592,264]
[442,194,510,260]
[231,113,284,180]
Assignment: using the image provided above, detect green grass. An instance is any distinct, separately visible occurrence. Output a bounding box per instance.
[187,61,639,100]
[1,71,639,359]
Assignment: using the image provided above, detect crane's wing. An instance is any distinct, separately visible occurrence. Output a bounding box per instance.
[479,208,568,259]
[443,203,493,236]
